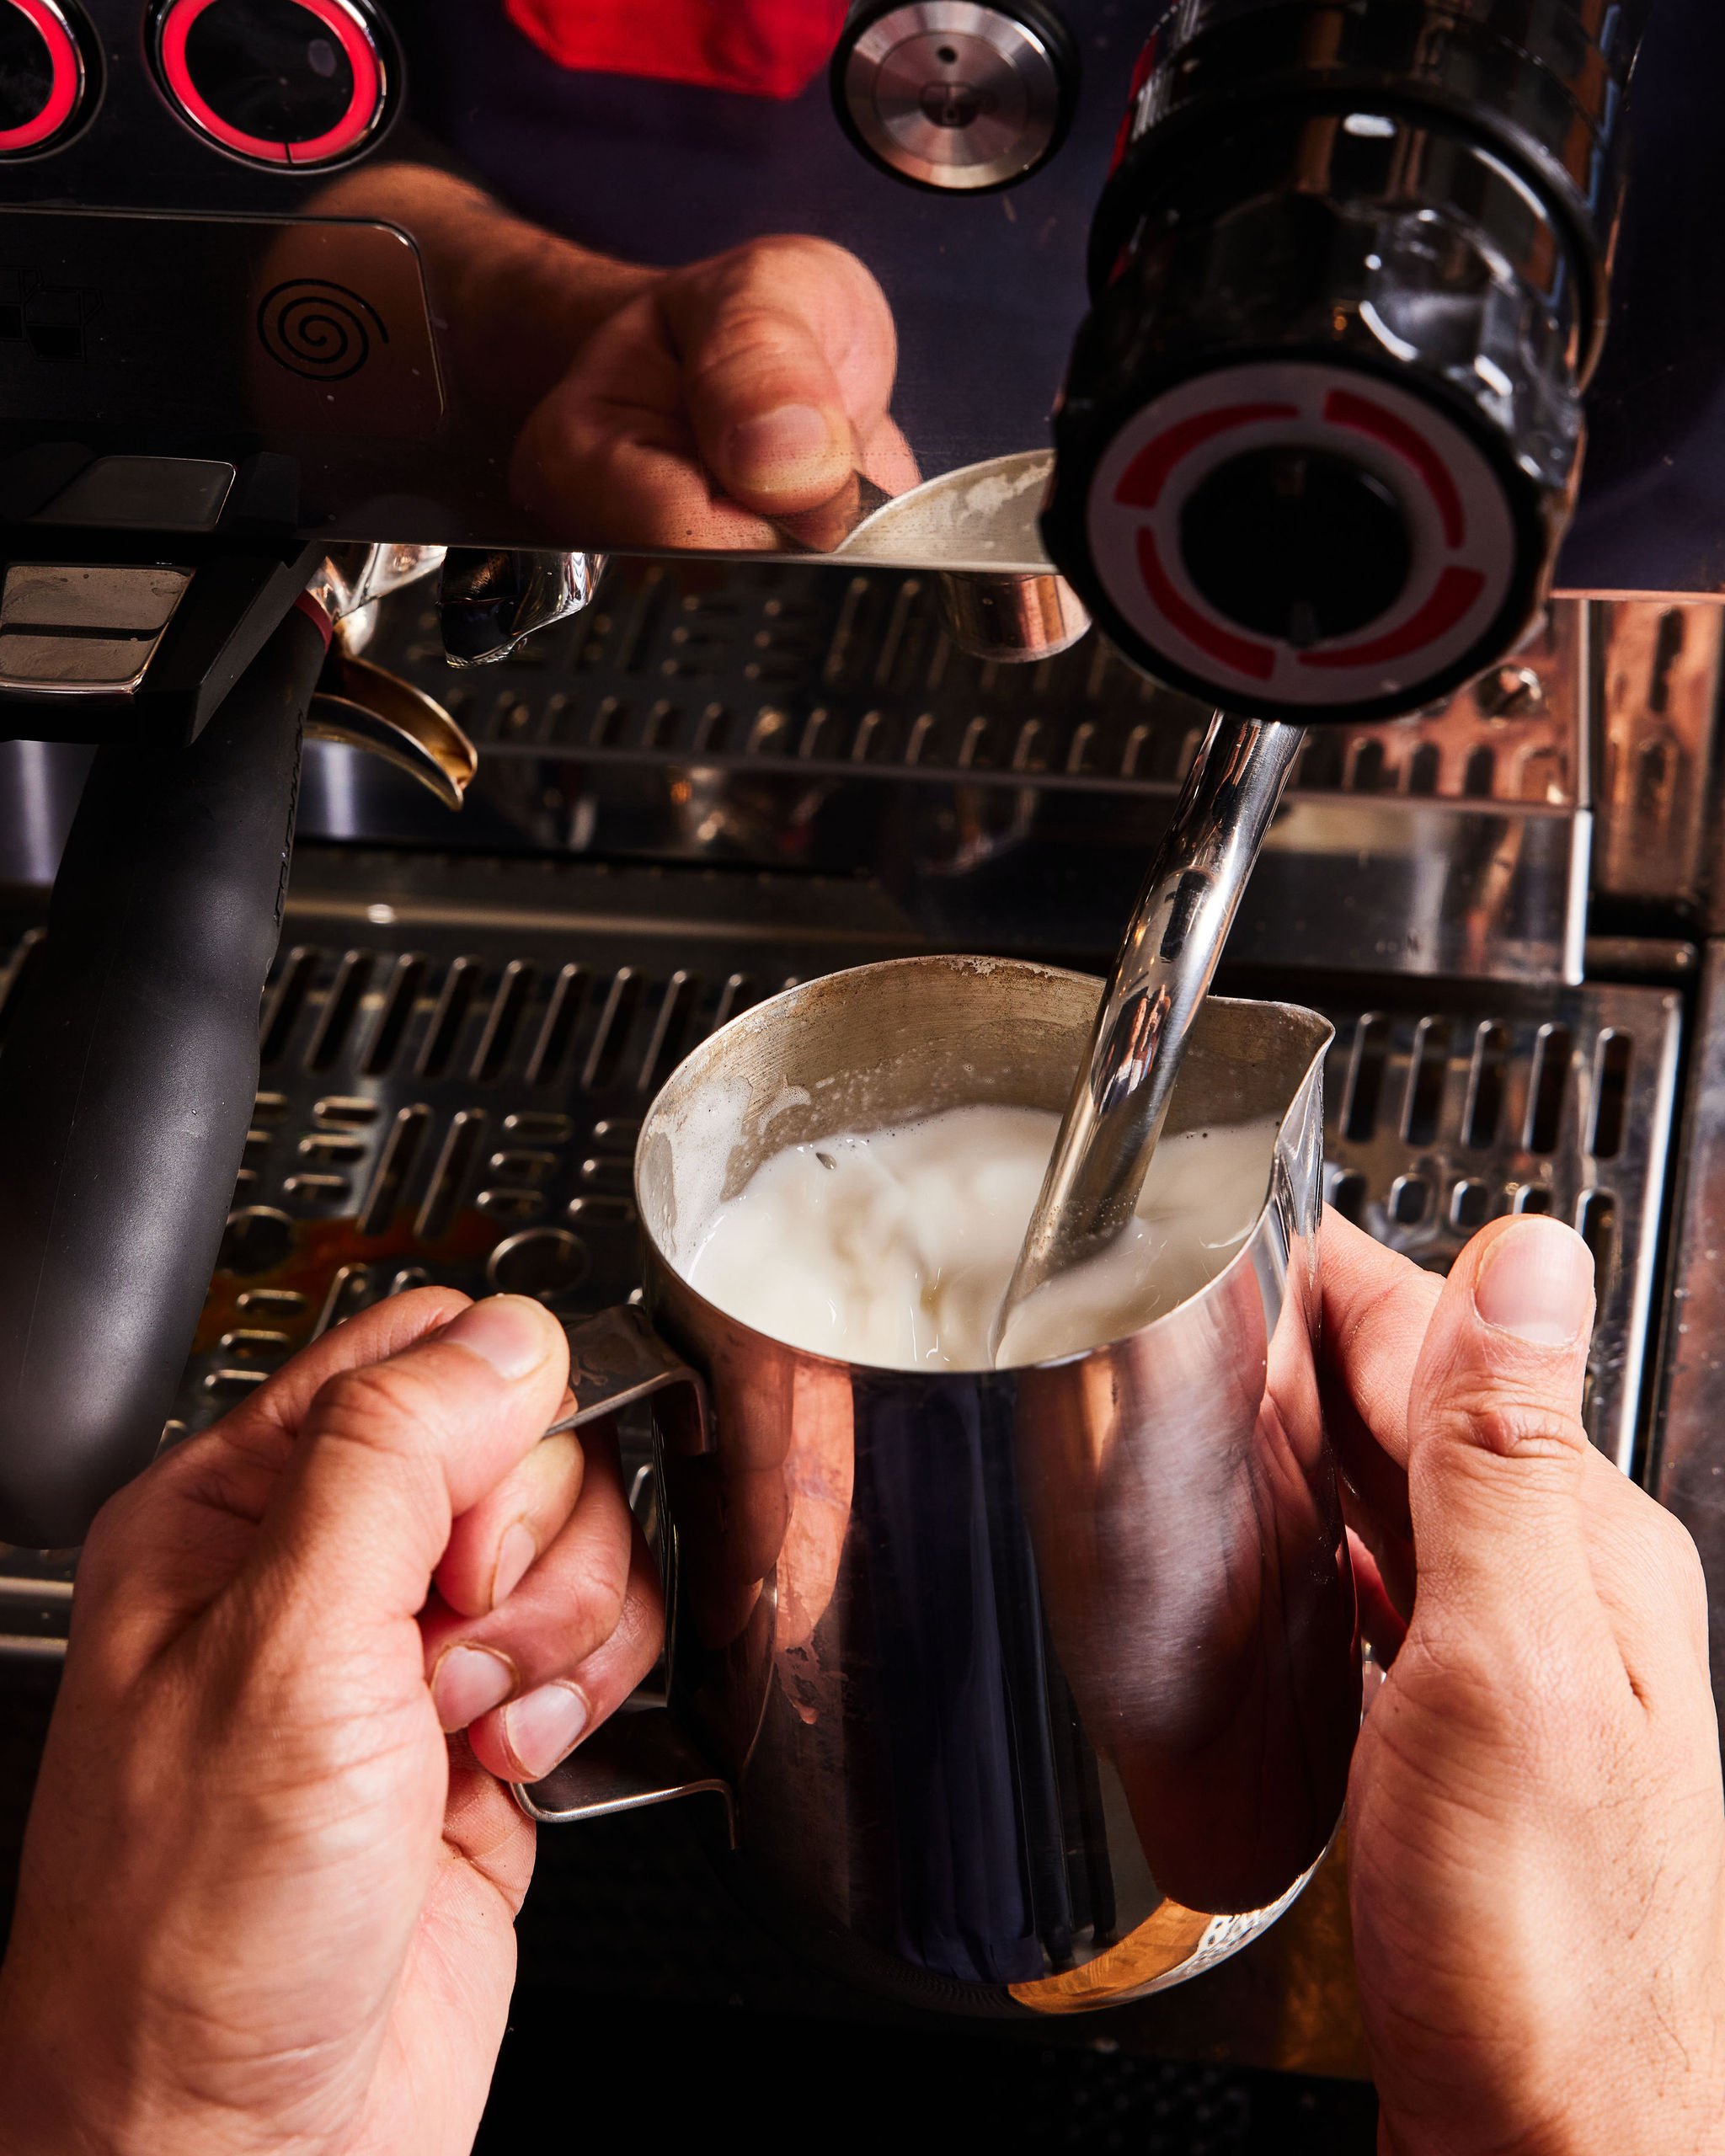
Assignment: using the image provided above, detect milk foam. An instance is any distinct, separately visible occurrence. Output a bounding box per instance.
[681,1105,1278,1370]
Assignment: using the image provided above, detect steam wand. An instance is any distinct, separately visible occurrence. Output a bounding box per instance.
[991,711,1304,1364]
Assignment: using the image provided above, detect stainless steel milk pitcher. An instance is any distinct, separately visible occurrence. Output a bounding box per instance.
[520,956,1355,2016]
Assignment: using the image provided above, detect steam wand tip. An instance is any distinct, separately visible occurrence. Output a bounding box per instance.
[989,710,1303,1366]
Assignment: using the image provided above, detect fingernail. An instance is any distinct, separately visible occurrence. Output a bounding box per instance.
[502,1681,590,1781]
[491,1521,537,1610]
[431,1643,516,1732]
[1474,1218,1594,1346]
[441,1296,550,1380]
[727,403,834,492]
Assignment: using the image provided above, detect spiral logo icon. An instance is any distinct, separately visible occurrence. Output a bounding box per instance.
[257,279,387,382]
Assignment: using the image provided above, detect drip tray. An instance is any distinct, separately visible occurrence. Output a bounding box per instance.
[0,848,1683,1652]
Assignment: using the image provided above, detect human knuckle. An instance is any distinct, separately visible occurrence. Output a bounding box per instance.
[1605,1478,1701,1582]
[1649,1497,1702,1566]
[561,1549,633,1646]
[1406,1610,1511,1705]
[1336,1278,1396,1356]
[696,306,810,380]
[1439,1385,1585,1461]
[746,232,844,276]
[72,1501,136,1606]
[81,1469,149,1553]
[393,1284,468,1331]
[1413,1625,1593,1762]
[614,1581,665,1662]
[312,1359,435,1445]
[1652,1507,1709,1609]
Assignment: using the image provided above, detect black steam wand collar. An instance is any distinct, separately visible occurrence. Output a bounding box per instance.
[1043,0,1648,722]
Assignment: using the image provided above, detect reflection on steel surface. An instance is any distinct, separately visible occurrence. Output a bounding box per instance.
[935,569,1090,662]
[0,563,192,700]
[303,542,446,637]
[1656,942,1725,1717]
[1594,600,1723,913]
[307,644,476,811]
[365,567,1594,983]
[396,563,1583,807]
[833,2,1076,194]
[0,0,1702,595]
[437,549,606,670]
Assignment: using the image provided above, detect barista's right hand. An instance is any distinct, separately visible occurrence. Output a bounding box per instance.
[302,167,916,550]
[1324,1211,1725,2156]
[510,234,919,550]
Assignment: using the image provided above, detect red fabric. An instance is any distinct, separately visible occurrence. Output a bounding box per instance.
[505,0,848,100]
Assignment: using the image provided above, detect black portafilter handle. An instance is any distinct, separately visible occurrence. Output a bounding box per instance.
[1043,0,1651,723]
[0,600,328,1549]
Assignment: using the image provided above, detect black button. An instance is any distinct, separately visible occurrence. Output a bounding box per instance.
[1178,446,1412,647]
[184,0,354,145]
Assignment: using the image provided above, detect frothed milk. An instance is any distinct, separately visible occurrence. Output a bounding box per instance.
[683,1106,1278,1370]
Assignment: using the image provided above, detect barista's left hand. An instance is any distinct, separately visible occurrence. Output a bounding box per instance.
[0,1289,662,2156]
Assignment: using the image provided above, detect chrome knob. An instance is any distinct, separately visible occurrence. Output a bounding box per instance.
[831,0,1077,194]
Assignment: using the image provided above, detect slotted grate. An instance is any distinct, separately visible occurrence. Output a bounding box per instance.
[0,873,1681,1646]
[1318,983,1680,1468]
[196,934,795,1422]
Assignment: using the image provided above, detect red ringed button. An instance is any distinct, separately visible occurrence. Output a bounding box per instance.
[0,0,84,155]
[156,0,385,167]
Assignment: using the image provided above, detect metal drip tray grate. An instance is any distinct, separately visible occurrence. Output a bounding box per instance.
[1314,983,1680,1469]
[0,857,1682,1647]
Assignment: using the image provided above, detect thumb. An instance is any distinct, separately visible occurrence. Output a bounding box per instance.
[665,262,857,513]
[1403,1214,1599,1627]
[250,1295,571,1630]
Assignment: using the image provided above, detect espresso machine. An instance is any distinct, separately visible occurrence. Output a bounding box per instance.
[0,0,1722,2073]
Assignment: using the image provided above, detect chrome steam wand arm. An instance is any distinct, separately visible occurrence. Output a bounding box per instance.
[993,711,1305,1359]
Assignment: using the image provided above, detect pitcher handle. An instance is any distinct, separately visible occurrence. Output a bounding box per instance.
[513,1305,734,1836]
[541,1303,713,1450]
[514,1700,734,1840]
